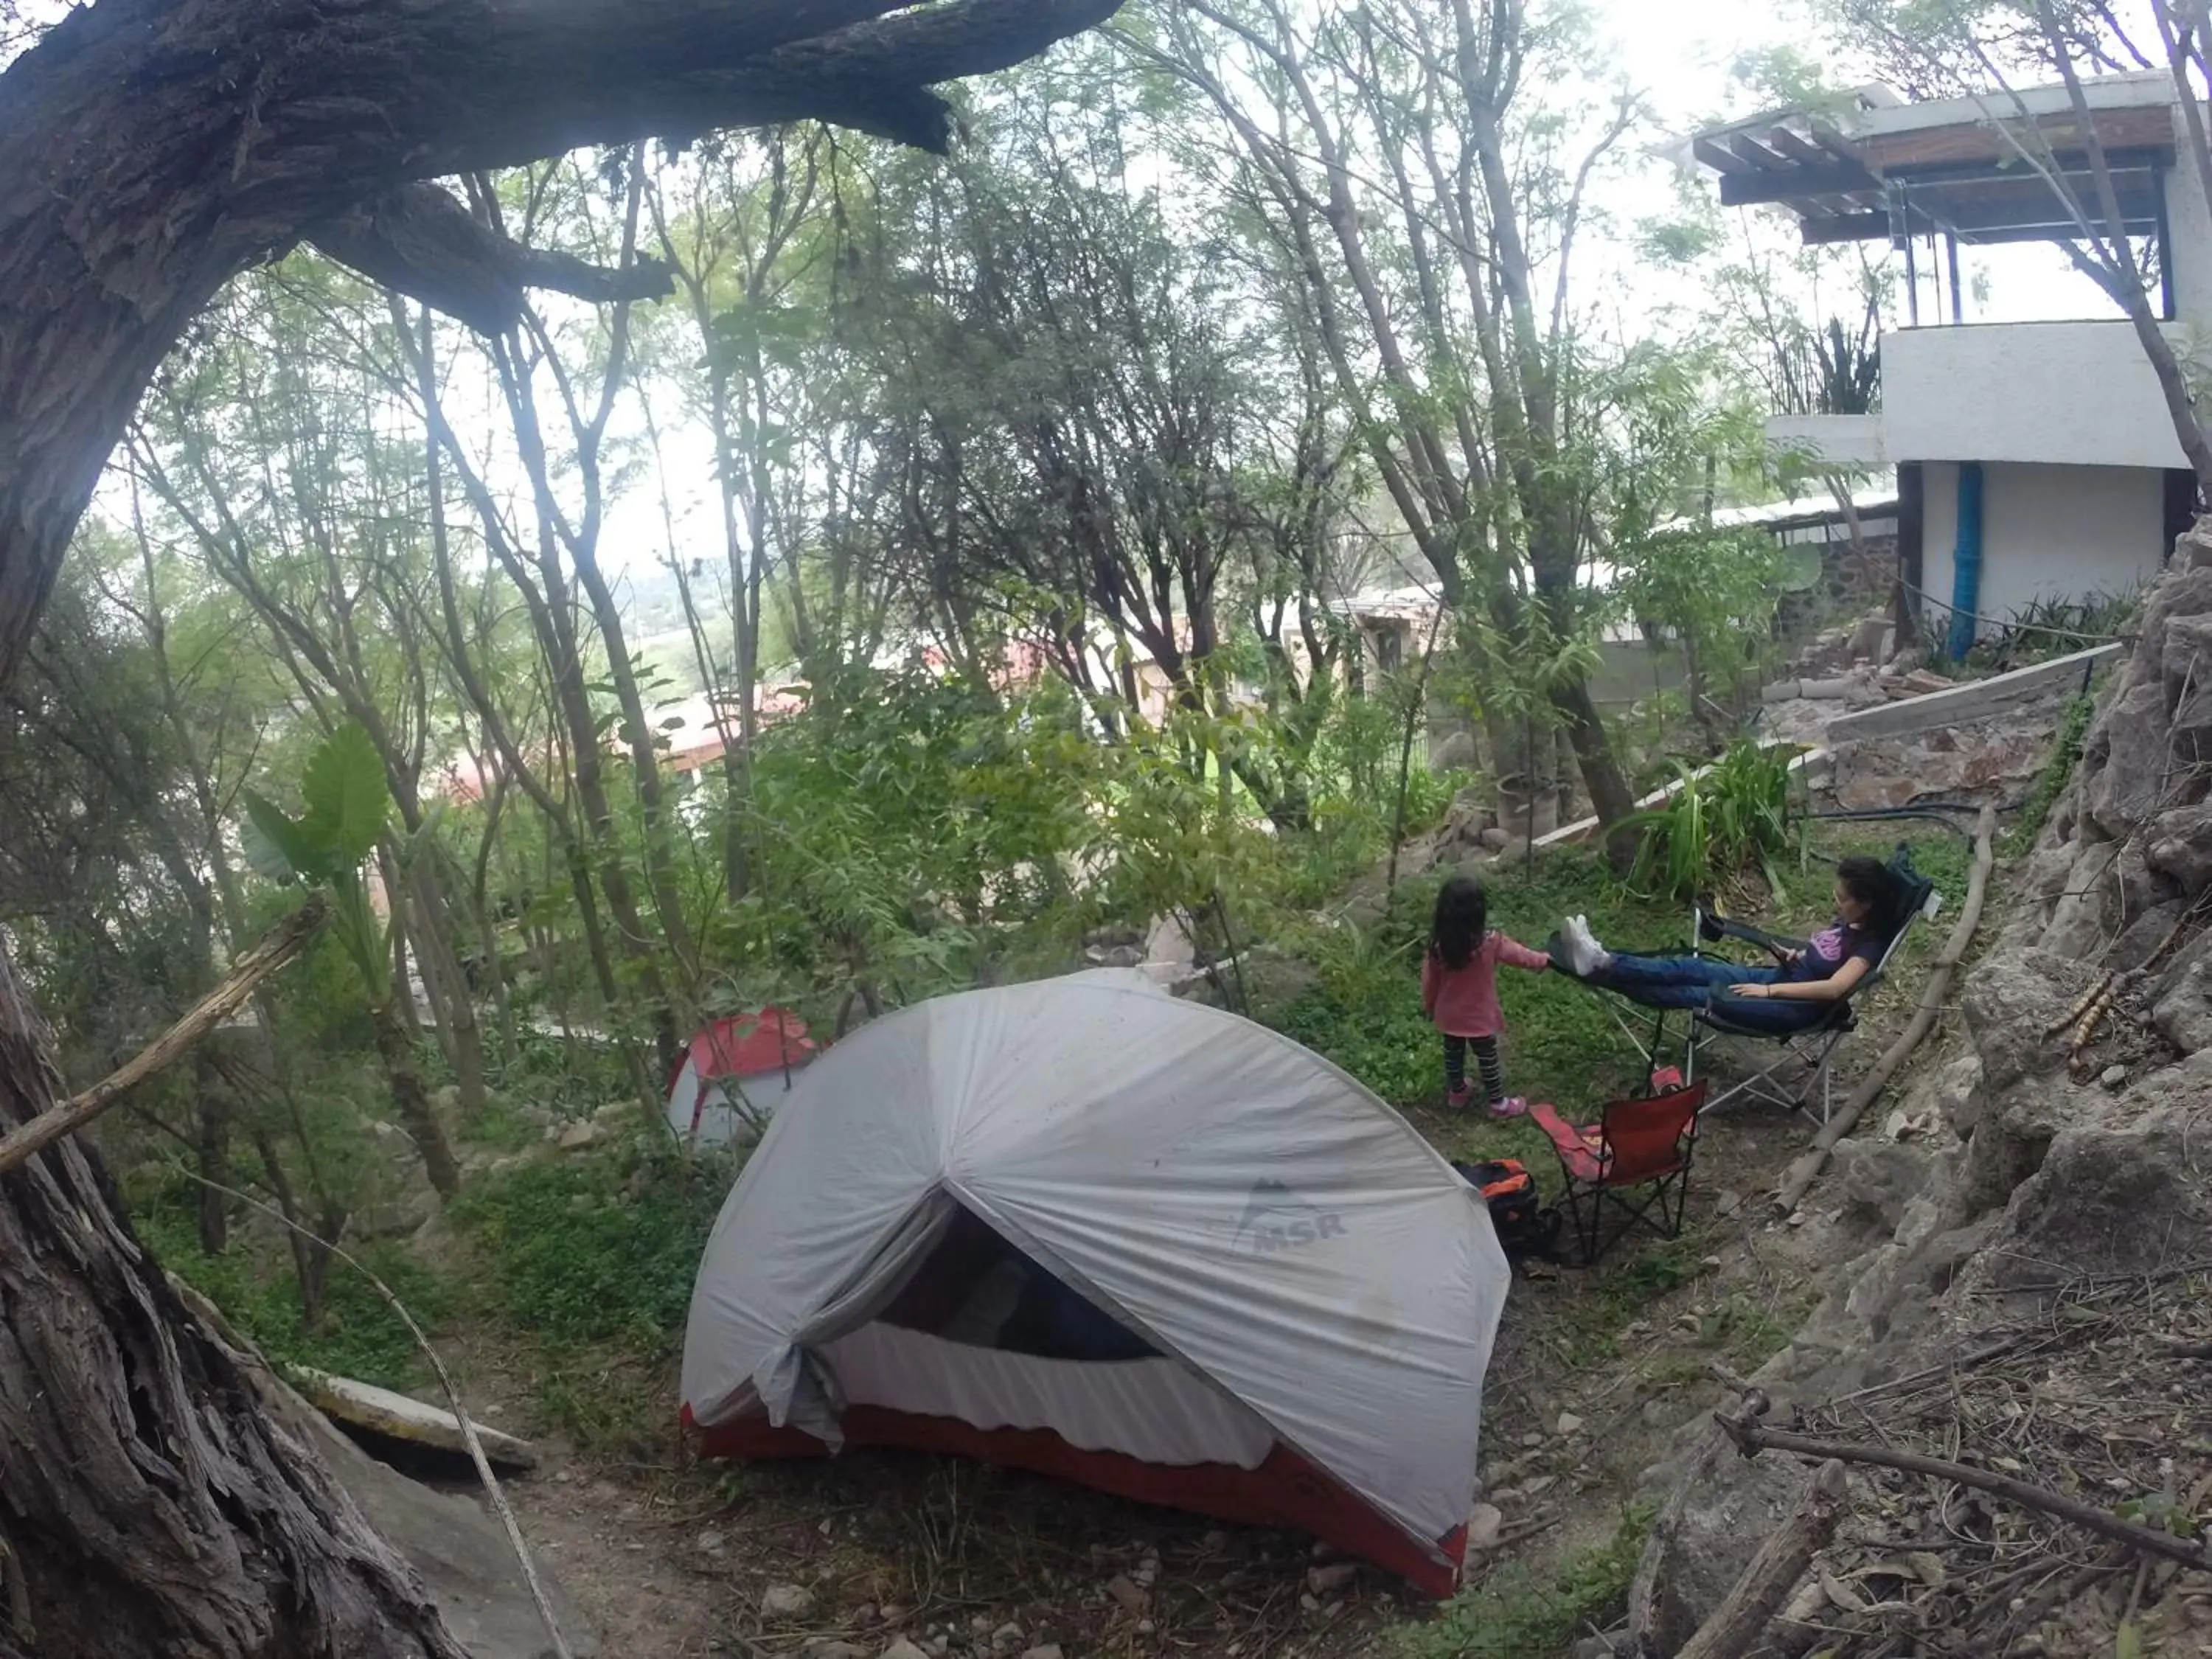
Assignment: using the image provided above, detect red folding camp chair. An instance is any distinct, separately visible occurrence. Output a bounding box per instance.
[1529,1078,1705,1266]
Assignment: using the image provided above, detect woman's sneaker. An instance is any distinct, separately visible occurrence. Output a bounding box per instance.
[1559,915,1607,978]
[1489,1096,1528,1119]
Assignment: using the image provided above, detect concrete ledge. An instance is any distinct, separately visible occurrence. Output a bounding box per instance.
[1826,644,2120,742]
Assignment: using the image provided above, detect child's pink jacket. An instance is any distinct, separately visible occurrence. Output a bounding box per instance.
[1421,932,1551,1038]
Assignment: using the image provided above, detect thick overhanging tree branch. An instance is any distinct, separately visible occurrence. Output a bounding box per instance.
[0,0,1125,685]
[309,183,675,338]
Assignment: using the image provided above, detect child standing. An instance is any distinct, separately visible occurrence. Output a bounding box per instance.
[1422,874,1550,1115]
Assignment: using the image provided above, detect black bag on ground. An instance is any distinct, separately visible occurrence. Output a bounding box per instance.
[1453,1158,1559,1257]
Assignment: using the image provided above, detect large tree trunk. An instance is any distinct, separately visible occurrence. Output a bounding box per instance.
[0,953,465,1659]
[0,7,1121,1650]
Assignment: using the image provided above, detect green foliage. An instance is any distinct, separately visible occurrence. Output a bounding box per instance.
[1278,922,1438,1107]
[300,723,393,866]
[451,1148,731,1352]
[725,664,1104,1004]
[135,1197,446,1392]
[240,721,398,999]
[1394,1506,1652,1659]
[1625,741,1801,903]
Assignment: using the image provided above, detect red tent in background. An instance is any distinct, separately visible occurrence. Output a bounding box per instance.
[665,1008,818,1147]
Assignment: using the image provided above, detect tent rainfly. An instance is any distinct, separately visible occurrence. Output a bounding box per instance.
[679,970,1510,1593]
[665,1008,818,1148]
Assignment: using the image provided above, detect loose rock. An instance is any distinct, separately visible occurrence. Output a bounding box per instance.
[761,1584,818,1623]
[556,1119,608,1152]
[1466,1504,1503,1550]
[1105,1576,1149,1616]
[1306,1562,1357,1596]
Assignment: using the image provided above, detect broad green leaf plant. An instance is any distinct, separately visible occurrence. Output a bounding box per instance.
[241,722,442,1010]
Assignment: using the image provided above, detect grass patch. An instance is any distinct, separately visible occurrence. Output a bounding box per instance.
[2008,689,2093,853]
[450,1144,739,1447]
[1547,1231,1717,1369]
[451,1146,731,1349]
[136,1203,449,1392]
[454,1093,547,1153]
[1395,1504,1652,1659]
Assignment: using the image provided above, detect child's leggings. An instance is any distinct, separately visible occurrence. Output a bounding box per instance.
[1444,1034,1503,1102]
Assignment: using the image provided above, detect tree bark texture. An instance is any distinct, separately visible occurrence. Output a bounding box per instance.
[0,5,1121,1652]
[0,950,465,1659]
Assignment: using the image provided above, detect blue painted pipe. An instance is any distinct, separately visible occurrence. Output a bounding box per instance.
[1947,462,1984,661]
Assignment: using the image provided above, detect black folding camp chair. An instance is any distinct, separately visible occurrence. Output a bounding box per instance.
[1607,845,1941,1126]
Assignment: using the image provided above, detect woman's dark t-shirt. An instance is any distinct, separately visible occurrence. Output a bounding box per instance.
[1784,918,1884,984]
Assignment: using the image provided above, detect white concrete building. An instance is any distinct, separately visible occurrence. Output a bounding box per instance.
[1691,74,2206,647]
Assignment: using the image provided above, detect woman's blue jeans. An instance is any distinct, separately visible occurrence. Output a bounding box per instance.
[1597,953,1824,1036]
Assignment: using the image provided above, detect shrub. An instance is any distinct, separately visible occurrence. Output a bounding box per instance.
[451,1144,734,1351]
[2011,691,2094,852]
[1626,740,1800,902]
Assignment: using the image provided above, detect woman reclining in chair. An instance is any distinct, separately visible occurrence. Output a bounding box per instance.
[1549,857,1906,1036]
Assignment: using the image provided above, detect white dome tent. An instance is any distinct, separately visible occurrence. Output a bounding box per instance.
[679,970,1510,1593]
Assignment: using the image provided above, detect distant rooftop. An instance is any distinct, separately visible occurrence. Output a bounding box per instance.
[1654,482,1902,540]
[1681,72,2177,248]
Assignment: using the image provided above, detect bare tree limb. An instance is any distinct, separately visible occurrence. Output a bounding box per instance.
[309,184,673,338]
[1714,1395,2212,1573]
[1677,1459,1851,1659]
[0,894,327,1178]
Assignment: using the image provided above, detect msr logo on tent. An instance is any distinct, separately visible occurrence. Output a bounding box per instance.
[1235,1179,1346,1253]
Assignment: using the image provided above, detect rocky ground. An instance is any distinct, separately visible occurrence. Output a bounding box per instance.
[1632,533,2212,1658]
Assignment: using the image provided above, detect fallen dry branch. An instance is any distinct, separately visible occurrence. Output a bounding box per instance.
[1677,1460,1851,1659]
[181,1170,574,1659]
[0,894,325,1178]
[1775,805,1996,1214]
[1623,1439,1725,1655]
[1714,1392,2212,1576]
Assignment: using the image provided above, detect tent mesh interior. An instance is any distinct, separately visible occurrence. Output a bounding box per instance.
[875,1206,1160,1364]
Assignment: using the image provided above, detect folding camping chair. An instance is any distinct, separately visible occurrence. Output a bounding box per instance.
[1604,845,1941,1126]
[1530,1078,1705,1265]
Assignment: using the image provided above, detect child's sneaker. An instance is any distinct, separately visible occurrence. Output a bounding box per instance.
[1489,1096,1528,1119]
[1447,1085,1474,1110]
